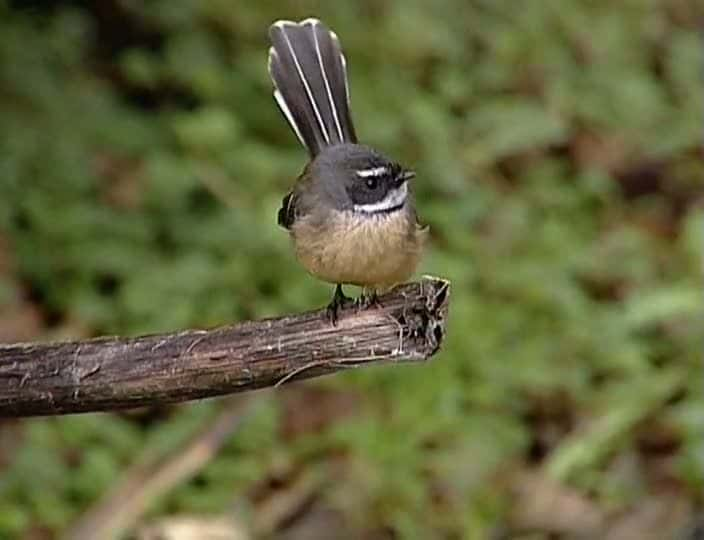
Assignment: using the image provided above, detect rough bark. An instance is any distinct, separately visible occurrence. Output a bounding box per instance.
[0,277,450,416]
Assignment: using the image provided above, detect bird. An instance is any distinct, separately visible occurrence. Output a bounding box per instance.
[267,18,427,324]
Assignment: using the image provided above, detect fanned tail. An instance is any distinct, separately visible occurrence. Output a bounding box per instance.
[268,18,357,157]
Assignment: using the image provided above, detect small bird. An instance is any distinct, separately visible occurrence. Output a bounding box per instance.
[268,18,427,323]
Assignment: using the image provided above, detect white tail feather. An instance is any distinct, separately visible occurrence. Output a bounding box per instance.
[305,19,344,142]
[330,31,351,106]
[269,47,306,147]
[273,21,331,145]
[273,88,305,147]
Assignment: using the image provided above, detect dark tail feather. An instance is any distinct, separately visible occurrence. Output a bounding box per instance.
[268,19,357,157]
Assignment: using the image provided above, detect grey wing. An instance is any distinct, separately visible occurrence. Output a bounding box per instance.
[278,191,297,229]
[278,166,322,230]
[277,182,316,230]
[277,188,322,230]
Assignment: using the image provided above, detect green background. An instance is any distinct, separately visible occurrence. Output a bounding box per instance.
[0,0,702,538]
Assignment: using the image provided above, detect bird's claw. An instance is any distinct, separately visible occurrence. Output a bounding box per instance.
[355,290,381,311]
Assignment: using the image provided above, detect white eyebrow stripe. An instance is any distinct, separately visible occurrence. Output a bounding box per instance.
[275,22,330,144]
[355,166,389,178]
[306,19,344,142]
[353,183,408,214]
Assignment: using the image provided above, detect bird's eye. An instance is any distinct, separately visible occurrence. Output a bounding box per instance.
[365,178,378,189]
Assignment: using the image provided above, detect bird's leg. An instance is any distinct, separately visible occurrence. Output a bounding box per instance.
[326,284,353,325]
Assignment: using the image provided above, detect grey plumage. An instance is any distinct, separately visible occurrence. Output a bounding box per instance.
[268,19,357,157]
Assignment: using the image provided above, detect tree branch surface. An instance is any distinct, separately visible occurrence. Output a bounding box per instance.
[0,277,450,417]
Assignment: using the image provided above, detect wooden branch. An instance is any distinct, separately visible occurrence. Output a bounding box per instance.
[0,277,450,417]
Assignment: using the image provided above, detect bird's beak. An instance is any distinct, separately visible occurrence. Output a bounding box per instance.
[393,169,416,189]
[401,170,416,181]
[395,169,415,187]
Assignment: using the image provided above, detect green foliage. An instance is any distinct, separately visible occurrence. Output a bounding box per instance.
[0,0,702,537]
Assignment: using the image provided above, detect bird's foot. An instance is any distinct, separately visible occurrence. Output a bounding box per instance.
[326,284,354,326]
[356,289,381,311]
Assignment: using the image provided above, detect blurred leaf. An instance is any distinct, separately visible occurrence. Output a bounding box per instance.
[0,1,701,537]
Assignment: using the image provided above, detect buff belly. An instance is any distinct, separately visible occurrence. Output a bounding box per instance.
[291,209,426,290]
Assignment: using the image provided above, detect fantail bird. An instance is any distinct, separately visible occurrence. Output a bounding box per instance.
[268,18,427,323]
